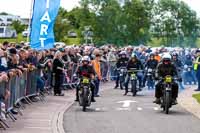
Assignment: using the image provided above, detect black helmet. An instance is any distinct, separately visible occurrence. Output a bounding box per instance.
[172,52,178,57]
[150,53,155,57]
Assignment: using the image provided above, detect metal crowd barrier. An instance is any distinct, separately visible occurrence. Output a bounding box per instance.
[0,60,117,130]
[0,69,46,130]
[62,63,79,89]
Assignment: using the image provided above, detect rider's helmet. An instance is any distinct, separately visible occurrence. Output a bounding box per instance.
[172,52,178,58]
[119,51,127,58]
[149,53,155,59]
[81,56,90,65]
[131,53,137,59]
[162,53,172,65]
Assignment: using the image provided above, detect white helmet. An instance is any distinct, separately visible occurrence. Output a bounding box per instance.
[119,51,126,55]
[82,56,90,63]
[162,53,172,60]
[131,53,137,58]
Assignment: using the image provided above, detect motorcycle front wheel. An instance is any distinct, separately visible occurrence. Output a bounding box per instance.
[82,88,88,112]
[164,91,171,114]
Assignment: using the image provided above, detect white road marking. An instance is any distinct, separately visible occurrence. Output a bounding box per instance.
[117,100,137,108]
[153,107,159,111]
[116,108,131,111]
[95,108,101,111]
[137,107,143,111]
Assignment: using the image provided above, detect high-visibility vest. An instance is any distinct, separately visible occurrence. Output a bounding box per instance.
[194,56,200,71]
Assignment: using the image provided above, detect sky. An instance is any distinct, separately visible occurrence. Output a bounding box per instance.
[0,0,199,18]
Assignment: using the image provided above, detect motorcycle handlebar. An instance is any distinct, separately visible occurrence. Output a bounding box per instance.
[127,69,143,73]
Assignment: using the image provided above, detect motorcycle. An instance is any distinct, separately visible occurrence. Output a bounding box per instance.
[127,68,143,96]
[159,75,178,114]
[78,77,92,112]
[118,67,127,90]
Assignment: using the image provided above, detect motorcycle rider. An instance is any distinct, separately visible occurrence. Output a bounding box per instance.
[143,53,158,88]
[114,51,129,89]
[124,53,143,95]
[75,56,96,102]
[154,53,180,104]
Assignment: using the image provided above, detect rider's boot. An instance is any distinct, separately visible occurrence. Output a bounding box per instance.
[172,98,178,105]
[153,98,161,104]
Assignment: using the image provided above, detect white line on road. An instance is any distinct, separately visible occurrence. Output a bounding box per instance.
[95,108,101,111]
[116,108,131,111]
[137,107,143,111]
[117,100,137,108]
[153,107,159,111]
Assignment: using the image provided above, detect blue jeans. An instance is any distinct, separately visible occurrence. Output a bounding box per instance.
[137,72,144,87]
[177,71,184,90]
[146,76,155,89]
[183,70,197,85]
[94,78,100,96]
[109,65,117,80]
[37,77,45,92]
[101,62,108,80]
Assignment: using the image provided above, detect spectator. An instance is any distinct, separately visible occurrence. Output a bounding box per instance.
[53,51,64,96]
[91,52,102,97]
[194,50,200,91]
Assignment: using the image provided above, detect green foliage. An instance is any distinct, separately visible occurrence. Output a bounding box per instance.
[193,93,200,104]
[64,38,81,45]
[0,12,8,15]
[11,20,26,34]
[53,0,200,47]
[0,34,26,44]
[151,0,200,47]
[54,7,71,42]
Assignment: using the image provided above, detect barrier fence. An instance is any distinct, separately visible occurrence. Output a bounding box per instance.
[0,64,81,130]
[0,69,45,130]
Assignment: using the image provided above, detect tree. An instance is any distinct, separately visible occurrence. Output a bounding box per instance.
[53,0,200,47]
[151,0,200,47]
[54,8,72,42]
[0,12,8,15]
[11,20,26,34]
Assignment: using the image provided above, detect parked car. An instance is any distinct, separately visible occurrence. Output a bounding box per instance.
[22,29,30,37]
[54,42,66,48]
[0,26,17,38]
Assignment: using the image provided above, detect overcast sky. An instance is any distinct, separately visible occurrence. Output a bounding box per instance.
[0,0,199,18]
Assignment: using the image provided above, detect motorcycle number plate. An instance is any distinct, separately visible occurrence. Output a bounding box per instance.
[165,76,172,83]
[131,74,136,78]
[82,78,89,84]
[148,69,153,72]
[166,87,172,91]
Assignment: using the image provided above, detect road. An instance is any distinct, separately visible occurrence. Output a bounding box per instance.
[63,84,200,133]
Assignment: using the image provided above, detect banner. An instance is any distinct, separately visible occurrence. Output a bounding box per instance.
[30,0,60,50]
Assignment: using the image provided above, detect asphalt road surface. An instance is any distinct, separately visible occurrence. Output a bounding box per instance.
[63,85,200,133]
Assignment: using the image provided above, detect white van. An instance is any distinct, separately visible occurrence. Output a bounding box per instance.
[0,26,17,38]
[22,28,30,37]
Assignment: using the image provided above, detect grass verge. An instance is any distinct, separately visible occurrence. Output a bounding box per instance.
[193,93,200,104]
